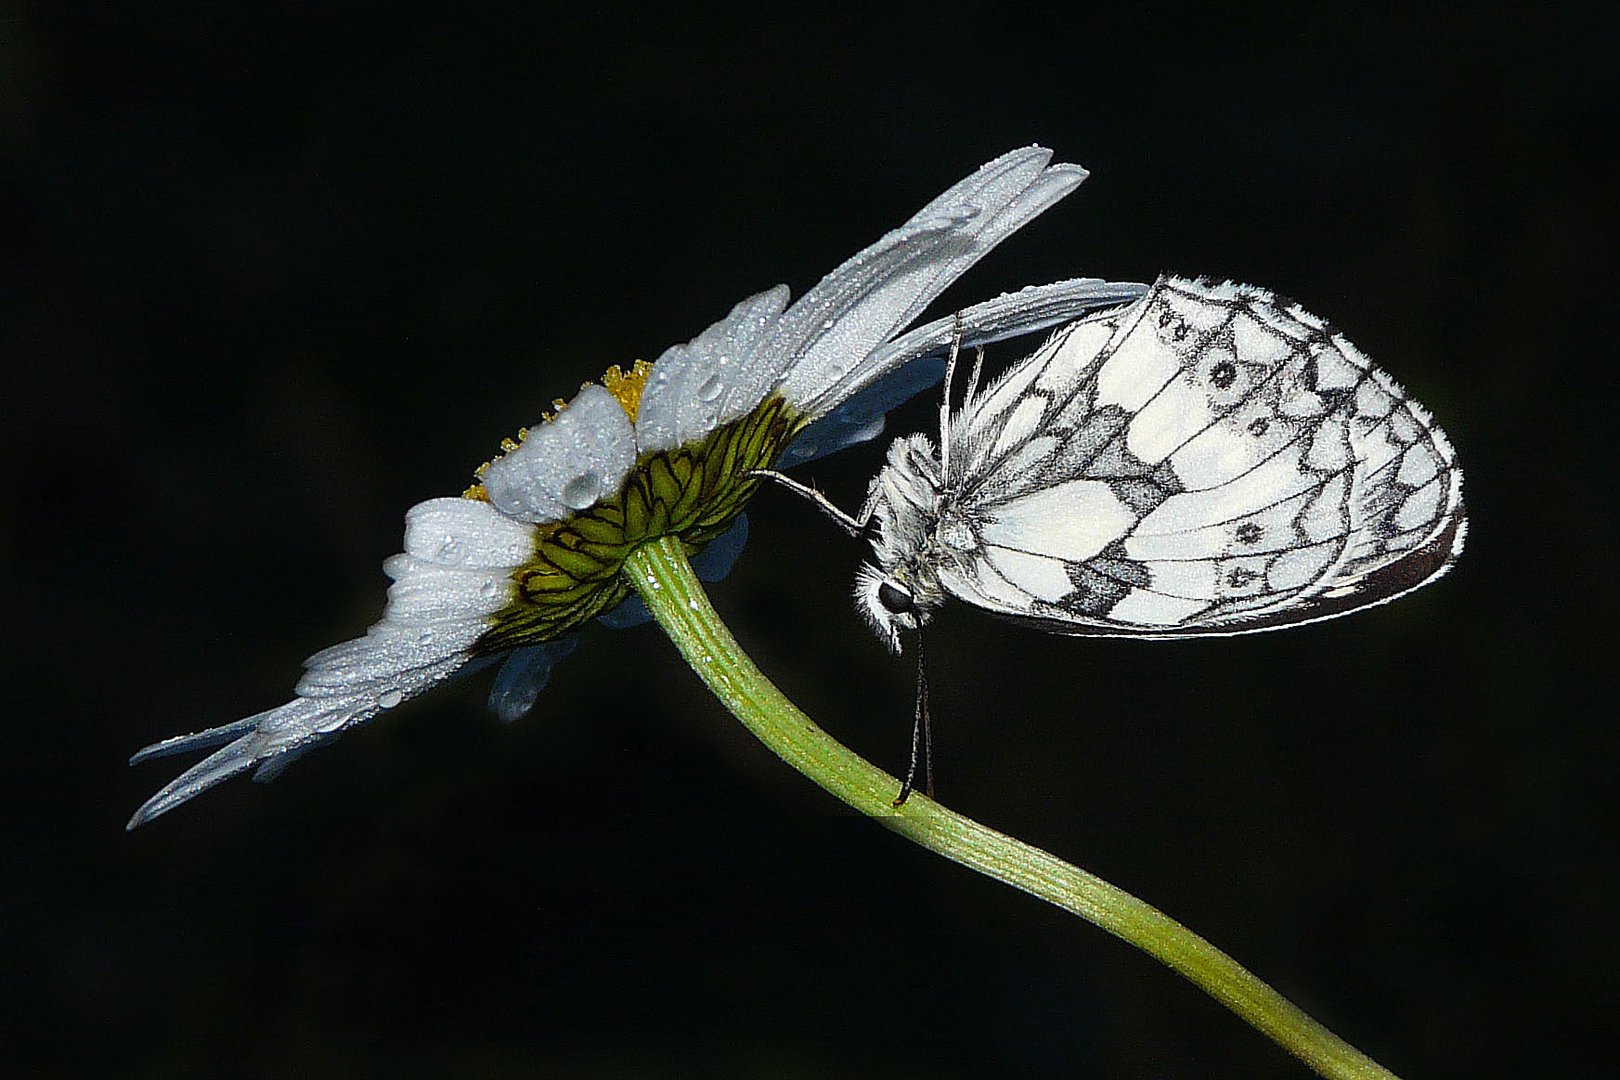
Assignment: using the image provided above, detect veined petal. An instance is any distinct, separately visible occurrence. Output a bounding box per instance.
[403,497,536,567]
[776,280,1151,467]
[126,498,533,829]
[633,287,790,455]
[867,278,1153,380]
[482,383,637,522]
[634,147,1093,455]
[774,149,1089,417]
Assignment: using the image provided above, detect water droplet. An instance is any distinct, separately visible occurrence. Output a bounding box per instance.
[561,471,601,510]
[696,374,724,402]
[436,536,464,563]
[479,578,500,598]
[416,630,435,646]
[378,689,404,709]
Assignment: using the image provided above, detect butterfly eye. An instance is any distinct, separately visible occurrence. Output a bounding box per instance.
[877,581,916,615]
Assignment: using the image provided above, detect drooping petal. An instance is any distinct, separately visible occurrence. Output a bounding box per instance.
[126,497,534,828]
[689,511,750,582]
[487,636,582,724]
[481,383,637,522]
[864,278,1153,390]
[776,357,947,468]
[776,280,1151,467]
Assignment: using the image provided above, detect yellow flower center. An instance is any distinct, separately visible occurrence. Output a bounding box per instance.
[601,360,653,421]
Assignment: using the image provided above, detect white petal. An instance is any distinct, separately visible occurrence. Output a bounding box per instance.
[774,356,944,467]
[633,287,790,454]
[403,497,536,568]
[635,148,1108,454]
[128,495,534,828]
[777,148,1088,416]
[482,383,637,522]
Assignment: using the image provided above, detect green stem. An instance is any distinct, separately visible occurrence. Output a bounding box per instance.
[624,536,1398,1080]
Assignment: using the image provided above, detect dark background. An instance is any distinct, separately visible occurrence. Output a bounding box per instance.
[5,4,1614,1077]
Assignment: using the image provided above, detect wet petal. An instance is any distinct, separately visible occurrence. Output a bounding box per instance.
[777,357,946,468]
[635,147,1093,454]
[634,287,790,455]
[866,278,1151,379]
[127,498,532,828]
[775,148,1089,417]
[482,383,637,522]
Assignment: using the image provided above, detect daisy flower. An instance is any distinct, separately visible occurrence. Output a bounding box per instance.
[127,146,1146,828]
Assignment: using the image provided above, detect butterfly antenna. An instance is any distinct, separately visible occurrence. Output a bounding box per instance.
[938,311,965,484]
[893,630,934,806]
[965,345,985,411]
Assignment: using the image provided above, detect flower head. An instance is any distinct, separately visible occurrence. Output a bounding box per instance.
[128,146,1147,827]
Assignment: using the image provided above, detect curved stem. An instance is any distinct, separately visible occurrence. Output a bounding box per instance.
[624,536,1398,1080]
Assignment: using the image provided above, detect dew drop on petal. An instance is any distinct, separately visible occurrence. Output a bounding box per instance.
[697,374,724,403]
[561,471,601,510]
[378,689,404,709]
[479,578,500,598]
[416,630,435,646]
[437,536,465,563]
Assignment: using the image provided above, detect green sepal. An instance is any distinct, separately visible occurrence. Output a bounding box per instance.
[476,394,804,655]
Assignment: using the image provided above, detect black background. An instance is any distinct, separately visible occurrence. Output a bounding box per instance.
[5,5,1614,1077]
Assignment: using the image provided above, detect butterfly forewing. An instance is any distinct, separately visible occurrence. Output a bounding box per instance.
[937,276,1464,637]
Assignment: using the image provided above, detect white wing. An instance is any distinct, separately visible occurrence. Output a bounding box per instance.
[936,276,1465,637]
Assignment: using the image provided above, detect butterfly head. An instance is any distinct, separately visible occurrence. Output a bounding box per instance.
[854,433,948,653]
[855,562,941,654]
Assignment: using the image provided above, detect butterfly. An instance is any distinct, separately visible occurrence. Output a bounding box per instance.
[755,274,1464,800]
[774,274,1464,648]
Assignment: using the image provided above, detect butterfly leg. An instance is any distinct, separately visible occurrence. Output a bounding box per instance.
[746,469,868,538]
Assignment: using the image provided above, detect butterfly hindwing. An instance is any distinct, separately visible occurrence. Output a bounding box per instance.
[938,276,1464,637]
